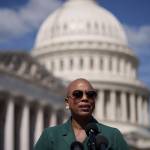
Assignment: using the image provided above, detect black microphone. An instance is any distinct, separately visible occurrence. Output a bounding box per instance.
[95,134,108,150]
[70,141,84,150]
[85,123,99,137]
[85,123,99,150]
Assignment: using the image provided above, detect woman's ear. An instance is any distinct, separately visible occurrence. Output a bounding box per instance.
[65,97,68,101]
[65,97,69,109]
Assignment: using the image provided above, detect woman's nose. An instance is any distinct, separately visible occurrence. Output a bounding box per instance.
[81,93,88,101]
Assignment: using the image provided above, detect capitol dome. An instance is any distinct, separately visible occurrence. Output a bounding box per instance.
[32,0,137,83]
[34,0,127,49]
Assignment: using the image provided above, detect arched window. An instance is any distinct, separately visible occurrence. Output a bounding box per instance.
[63,23,68,31]
[117,58,120,73]
[99,57,103,70]
[60,59,64,70]
[90,57,93,69]
[109,57,112,71]
[70,58,73,70]
[87,22,91,31]
[102,23,106,35]
[94,22,99,32]
[80,58,83,69]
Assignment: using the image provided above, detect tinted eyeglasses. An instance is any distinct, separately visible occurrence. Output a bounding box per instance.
[69,90,97,100]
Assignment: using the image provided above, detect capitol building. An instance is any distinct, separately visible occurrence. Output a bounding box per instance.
[0,0,150,150]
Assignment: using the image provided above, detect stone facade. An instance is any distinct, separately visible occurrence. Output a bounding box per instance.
[0,52,66,150]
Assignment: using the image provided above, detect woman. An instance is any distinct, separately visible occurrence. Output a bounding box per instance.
[34,78,129,150]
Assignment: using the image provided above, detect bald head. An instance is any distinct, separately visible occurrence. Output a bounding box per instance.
[66,78,94,97]
[65,78,96,118]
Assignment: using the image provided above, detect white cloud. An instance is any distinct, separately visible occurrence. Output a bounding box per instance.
[124,25,150,87]
[124,25,150,51]
[0,0,62,42]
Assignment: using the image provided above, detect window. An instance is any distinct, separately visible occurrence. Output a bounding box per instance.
[117,58,120,73]
[102,23,106,35]
[80,58,83,69]
[60,59,64,70]
[99,57,103,70]
[109,57,112,71]
[63,23,68,31]
[70,58,73,70]
[90,57,93,69]
[87,22,91,31]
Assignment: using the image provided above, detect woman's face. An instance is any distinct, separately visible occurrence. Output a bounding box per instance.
[66,80,97,118]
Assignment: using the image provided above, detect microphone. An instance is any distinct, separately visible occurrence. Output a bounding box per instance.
[95,134,108,150]
[70,141,84,150]
[85,123,99,150]
[85,122,99,137]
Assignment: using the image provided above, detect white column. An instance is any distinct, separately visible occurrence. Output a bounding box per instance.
[143,98,149,126]
[95,90,104,120]
[30,64,37,76]
[4,99,14,150]
[34,106,44,144]
[50,110,57,127]
[45,60,50,70]
[137,95,142,125]
[121,92,127,122]
[17,61,27,75]
[20,103,29,150]
[130,93,136,123]
[110,90,116,121]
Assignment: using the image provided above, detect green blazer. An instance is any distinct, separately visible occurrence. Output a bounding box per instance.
[34,117,130,150]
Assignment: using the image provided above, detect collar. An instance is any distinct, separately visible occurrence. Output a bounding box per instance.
[61,117,111,149]
[60,116,102,143]
[60,117,76,145]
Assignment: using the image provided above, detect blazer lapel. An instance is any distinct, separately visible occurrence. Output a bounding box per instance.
[61,118,76,146]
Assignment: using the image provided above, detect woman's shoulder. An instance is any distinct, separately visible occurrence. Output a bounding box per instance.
[96,122,122,136]
[45,123,65,133]
[44,121,69,137]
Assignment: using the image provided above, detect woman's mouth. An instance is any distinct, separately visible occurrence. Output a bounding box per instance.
[79,104,91,111]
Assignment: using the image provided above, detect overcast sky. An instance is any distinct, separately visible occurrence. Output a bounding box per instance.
[0,0,150,87]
